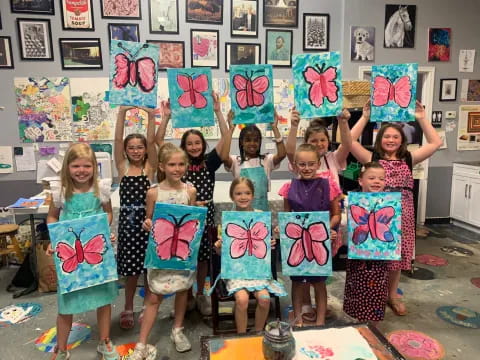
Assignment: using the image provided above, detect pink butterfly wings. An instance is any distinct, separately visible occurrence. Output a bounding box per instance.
[303,65,339,107]
[372,75,412,108]
[177,73,208,109]
[226,219,268,259]
[350,204,396,245]
[285,221,329,267]
[152,214,199,261]
[232,71,269,110]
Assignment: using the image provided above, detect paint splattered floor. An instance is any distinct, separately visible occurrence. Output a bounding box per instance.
[0,224,478,359]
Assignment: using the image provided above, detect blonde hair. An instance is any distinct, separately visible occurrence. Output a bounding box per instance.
[229,177,255,199]
[157,142,189,183]
[61,143,99,200]
[294,143,320,162]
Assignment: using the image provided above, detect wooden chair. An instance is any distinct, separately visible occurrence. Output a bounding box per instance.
[0,224,25,266]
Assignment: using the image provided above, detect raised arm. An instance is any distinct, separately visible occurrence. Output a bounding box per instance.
[286,107,300,165]
[411,101,442,165]
[213,91,229,153]
[272,110,286,166]
[114,106,131,178]
[155,100,171,148]
[334,108,352,169]
[144,107,158,180]
[349,101,373,164]
[220,110,235,168]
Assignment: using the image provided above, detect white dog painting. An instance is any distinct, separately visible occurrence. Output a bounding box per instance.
[351,26,375,61]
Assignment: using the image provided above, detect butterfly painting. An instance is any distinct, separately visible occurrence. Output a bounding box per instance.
[167,68,214,128]
[230,64,274,125]
[370,63,418,122]
[293,52,343,118]
[47,213,118,294]
[144,203,207,270]
[221,211,272,280]
[347,192,402,260]
[109,40,159,108]
[278,212,332,276]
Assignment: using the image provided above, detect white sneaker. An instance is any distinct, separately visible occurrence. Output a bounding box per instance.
[196,294,212,316]
[170,327,192,353]
[128,343,157,360]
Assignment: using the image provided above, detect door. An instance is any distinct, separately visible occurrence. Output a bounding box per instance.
[450,175,469,221]
[467,177,480,226]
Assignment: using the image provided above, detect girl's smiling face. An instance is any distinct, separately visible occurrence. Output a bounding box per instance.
[160,152,187,182]
[358,167,386,192]
[295,151,320,179]
[241,133,261,158]
[125,138,146,163]
[231,182,254,210]
[68,158,94,186]
[380,126,402,155]
[184,133,204,159]
[307,131,329,157]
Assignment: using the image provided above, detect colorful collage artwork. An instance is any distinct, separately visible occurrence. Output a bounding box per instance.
[371,63,418,122]
[347,192,402,260]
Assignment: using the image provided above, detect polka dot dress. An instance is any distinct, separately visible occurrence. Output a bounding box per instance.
[117,174,150,276]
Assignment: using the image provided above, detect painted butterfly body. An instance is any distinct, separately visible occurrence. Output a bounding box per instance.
[56,228,106,273]
[226,219,268,259]
[177,73,208,109]
[372,75,412,108]
[303,64,339,107]
[285,219,329,267]
[350,203,396,245]
[232,71,269,110]
[152,214,199,260]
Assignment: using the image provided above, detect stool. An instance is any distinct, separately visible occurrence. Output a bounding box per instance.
[0,224,25,266]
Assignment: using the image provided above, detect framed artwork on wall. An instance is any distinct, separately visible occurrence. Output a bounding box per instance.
[225,42,260,71]
[59,38,102,70]
[384,4,416,48]
[108,23,140,43]
[0,37,14,69]
[149,0,179,34]
[100,0,141,19]
[263,0,298,28]
[16,18,54,61]
[231,0,258,38]
[191,29,219,68]
[428,27,451,62]
[10,0,54,15]
[303,13,329,51]
[147,40,185,70]
[266,29,292,67]
[186,0,223,24]
[350,25,374,61]
[61,0,95,31]
[439,78,457,102]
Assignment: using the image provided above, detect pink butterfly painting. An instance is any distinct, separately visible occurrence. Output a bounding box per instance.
[372,75,412,108]
[350,204,396,245]
[56,228,105,274]
[232,71,270,110]
[177,73,208,109]
[226,219,268,259]
[152,214,199,261]
[285,220,329,267]
[113,42,156,93]
[303,64,339,107]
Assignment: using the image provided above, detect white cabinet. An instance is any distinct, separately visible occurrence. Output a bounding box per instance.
[450,163,480,228]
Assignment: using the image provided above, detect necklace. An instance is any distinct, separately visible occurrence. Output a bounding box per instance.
[299,179,318,196]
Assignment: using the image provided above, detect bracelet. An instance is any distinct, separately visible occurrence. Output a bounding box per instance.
[273,136,283,143]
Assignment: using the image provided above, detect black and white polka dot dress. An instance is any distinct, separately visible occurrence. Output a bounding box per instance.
[117,173,150,276]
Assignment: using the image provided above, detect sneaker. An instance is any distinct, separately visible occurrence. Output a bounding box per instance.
[128,343,157,360]
[97,338,119,360]
[51,348,70,360]
[196,294,212,316]
[170,327,192,353]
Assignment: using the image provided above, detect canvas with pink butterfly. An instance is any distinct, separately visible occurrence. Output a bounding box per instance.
[292,52,343,119]
[144,203,207,270]
[109,40,159,109]
[47,213,118,295]
[347,192,402,260]
[221,211,272,280]
[167,68,215,128]
[371,63,418,122]
[278,211,332,276]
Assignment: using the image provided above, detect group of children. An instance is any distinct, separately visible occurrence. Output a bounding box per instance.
[46,92,441,360]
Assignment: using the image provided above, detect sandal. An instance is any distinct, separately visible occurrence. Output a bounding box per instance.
[301,305,316,323]
[387,298,407,316]
[120,310,134,329]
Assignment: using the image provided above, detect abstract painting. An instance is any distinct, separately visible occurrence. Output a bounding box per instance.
[292,52,343,118]
[144,203,207,270]
[100,0,141,19]
[221,211,271,280]
[47,213,118,294]
[428,28,451,62]
[230,64,274,124]
[278,211,332,277]
[167,67,215,128]
[303,13,329,51]
[147,40,185,70]
[347,192,402,260]
[371,62,418,122]
[109,40,159,108]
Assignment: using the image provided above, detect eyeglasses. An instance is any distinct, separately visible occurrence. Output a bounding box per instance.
[295,162,318,169]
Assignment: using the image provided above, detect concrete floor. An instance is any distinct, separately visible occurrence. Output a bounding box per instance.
[0,223,478,359]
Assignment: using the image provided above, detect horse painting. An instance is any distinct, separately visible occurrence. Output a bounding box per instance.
[384,5,415,48]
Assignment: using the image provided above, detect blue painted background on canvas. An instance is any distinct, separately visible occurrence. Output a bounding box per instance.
[167,67,215,128]
[109,40,159,108]
[144,203,207,270]
[370,63,418,122]
[229,64,274,124]
[347,192,402,260]
[47,213,118,295]
[221,211,271,280]
[292,52,343,118]
[278,212,332,276]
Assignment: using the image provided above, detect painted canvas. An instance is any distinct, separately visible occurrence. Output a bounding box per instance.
[109,40,159,108]
[221,211,271,280]
[278,212,332,277]
[167,67,215,128]
[347,192,402,260]
[292,52,343,118]
[47,213,118,294]
[230,64,274,124]
[371,63,418,122]
[428,28,451,62]
[144,203,207,270]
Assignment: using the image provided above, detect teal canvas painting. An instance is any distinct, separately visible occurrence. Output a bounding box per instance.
[167,67,215,128]
[221,211,272,280]
[144,203,207,270]
[371,63,418,122]
[278,211,332,276]
[292,52,343,118]
[47,213,118,295]
[347,192,402,260]
[109,40,159,108]
[230,64,274,125]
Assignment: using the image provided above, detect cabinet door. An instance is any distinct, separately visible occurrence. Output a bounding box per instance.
[467,178,480,226]
[450,175,469,221]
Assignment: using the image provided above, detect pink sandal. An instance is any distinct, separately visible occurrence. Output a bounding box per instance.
[120,310,134,329]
